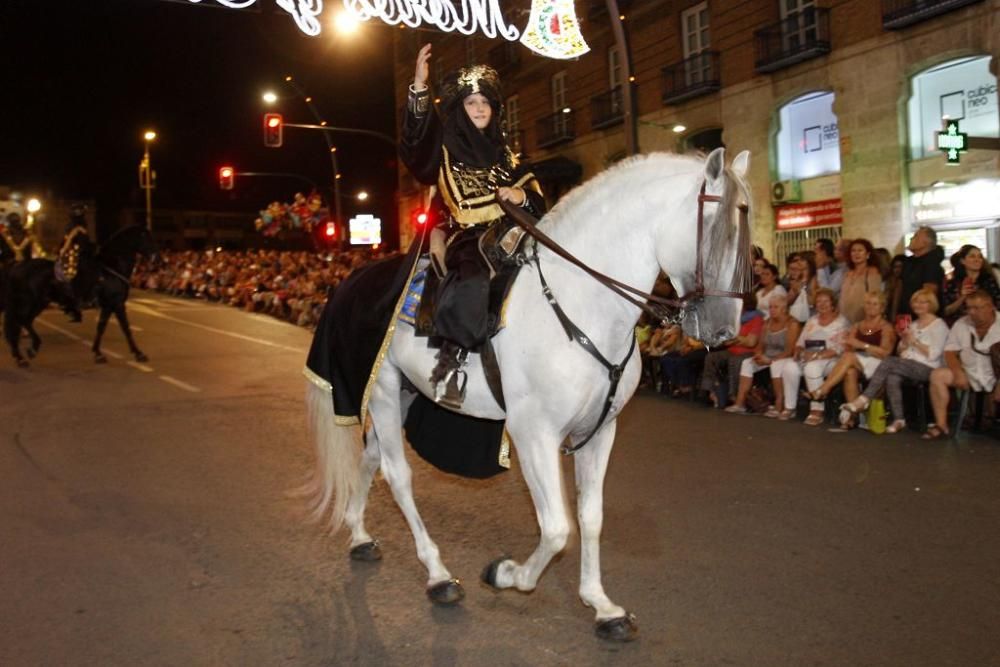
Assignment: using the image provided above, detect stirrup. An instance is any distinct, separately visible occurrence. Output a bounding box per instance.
[434,367,468,410]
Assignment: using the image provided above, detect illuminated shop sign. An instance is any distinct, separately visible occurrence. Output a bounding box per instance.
[349,213,382,245]
[936,120,968,164]
[775,199,843,230]
[910,180,1000,224]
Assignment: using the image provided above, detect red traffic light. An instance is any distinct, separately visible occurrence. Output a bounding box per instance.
[324,221,337,238]
[219,166,235,190]
[263,113,284,147]
[416,211,428,225]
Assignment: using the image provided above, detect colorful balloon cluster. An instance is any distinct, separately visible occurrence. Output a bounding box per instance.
[254,192,331,237]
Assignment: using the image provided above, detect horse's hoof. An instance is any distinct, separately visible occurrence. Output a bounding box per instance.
[16,358,29,368]
[426,578,464,605]
[349,541,382,562]
[595,613,639,642]
[94,354,107,364]
[481,556,511,589]
[135,352,149,363]
[26,347,37,359]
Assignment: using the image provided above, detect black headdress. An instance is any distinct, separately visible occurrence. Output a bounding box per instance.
[439,65,508,169]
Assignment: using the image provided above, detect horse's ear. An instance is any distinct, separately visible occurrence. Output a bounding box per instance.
[731,150,750,179]
[704,147,726,184]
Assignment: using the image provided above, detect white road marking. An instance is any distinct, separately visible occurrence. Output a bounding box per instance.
[35,319,84,341]
[159,375,201,393]
[127,303,306,353]
[128,361,155,372]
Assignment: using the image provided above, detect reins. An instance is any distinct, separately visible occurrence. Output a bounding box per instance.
[497,180,751,454]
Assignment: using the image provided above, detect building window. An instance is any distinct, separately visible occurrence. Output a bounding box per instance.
[507,94,520,135]
[609,46,623,89]
[552,71,568,135]
[781,0,817,52]
[681,1,710,86]
[775,91,840,181]
[907,56,998,160]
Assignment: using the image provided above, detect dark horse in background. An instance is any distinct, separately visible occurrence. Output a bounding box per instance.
[2,224,158,367]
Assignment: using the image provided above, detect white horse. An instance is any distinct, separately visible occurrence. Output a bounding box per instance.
[304,148,753,640]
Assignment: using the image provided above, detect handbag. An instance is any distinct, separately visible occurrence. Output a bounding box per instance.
[867,398,887,435]
[745,385,772,414]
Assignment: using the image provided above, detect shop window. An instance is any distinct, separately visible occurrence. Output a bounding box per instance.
[907,56,998,160]
[683,128,724,155]
[775,91,840,181]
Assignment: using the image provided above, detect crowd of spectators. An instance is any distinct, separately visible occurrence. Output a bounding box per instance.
[130,248,392,328]
[639,226,1000,440]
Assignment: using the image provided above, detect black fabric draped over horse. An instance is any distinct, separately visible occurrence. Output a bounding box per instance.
[2,224,157,367]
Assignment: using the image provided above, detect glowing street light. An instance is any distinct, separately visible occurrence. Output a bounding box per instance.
[144,130,157,142]
[672,124,687,134]
[262,91,278,105]
[333,11,361,35]
[356,190,369,201]
[140,129,157,231]
[26,198,41,214]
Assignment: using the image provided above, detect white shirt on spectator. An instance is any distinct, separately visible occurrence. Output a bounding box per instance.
[755,284,787,320]
[796,313,850,354]
[945,313,1000,391]
[900,318,949,368]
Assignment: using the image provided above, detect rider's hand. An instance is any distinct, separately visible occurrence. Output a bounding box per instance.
[413,44,432,90]
[497,187,526,206]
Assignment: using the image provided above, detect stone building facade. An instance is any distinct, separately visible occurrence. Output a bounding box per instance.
[392,0,999,263]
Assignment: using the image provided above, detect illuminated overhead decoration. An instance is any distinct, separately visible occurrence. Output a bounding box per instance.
[188,0,590,59]
[519,0,590,59]
[187,0,324,36]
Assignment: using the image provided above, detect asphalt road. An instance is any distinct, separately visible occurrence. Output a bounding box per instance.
[2,292,999,666]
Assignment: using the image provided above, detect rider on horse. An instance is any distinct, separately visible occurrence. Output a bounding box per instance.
[400,44,546,408]
[55,204,94,322]
[0,212,43,264]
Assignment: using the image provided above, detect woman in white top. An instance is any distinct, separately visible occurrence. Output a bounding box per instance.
[780,288,850,426]
[755,263,787,321]
[839,288,949,433]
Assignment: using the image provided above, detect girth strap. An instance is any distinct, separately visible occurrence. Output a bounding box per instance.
[535,254,636,455]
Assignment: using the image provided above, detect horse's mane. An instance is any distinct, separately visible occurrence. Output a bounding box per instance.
[539,152,705,233]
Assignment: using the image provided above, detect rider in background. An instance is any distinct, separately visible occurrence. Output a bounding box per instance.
[400,43,546,408]
[0,212,43,263]
[55,204,94,322]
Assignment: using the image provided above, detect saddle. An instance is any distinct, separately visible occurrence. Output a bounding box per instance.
[412,213,538,410]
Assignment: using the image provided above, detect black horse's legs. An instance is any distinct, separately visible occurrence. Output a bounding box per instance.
[92,307,113,363]
[4,317,27,367]
[24,322,42,358]
[113,305,147,362]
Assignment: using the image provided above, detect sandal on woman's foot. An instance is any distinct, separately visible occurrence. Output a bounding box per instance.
[804,412,824,427]
[724,404,748,414]
[777,409,795,421]
[885,419,907,434]
[922,424,948,440]
[764,405,780,419]
[840,397,870,415]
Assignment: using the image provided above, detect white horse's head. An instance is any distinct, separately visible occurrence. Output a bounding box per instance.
[660,148,754,348]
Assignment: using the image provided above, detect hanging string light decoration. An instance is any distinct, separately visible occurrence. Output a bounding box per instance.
[519,0,590,59]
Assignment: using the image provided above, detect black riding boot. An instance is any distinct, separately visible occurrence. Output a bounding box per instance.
[429,341,469,410]
[59,283,82,322]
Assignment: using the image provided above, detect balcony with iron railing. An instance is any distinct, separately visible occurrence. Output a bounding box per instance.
[488,41,521,75]
[590,85,631,130]
[662,51,721,105]
[881,0,984,29]
[536,110,575,149]
[754,7,830,74]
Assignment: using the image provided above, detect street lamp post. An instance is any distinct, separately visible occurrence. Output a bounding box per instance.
[140,130,157,231]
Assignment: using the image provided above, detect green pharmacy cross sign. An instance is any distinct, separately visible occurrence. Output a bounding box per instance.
[937,120,969,164]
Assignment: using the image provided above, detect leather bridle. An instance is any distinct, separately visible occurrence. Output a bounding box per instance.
[501,180,752,326]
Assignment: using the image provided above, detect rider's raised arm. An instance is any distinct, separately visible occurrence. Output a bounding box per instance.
[399,44,442,185]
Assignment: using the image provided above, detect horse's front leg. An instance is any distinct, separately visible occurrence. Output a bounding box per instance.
[4,318,27,368]
[113,305,147,362]
[92,307,112,363]
[368,365,461,603]
[483,423,571,593]
[24,321,42,359]
[573,420,637,641]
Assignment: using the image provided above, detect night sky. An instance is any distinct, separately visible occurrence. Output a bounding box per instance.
[0,0,398,240]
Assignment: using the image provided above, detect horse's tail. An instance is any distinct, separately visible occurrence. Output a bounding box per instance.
[294,379,364,536]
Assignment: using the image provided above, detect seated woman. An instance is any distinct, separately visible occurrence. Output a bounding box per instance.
[942,244,1000,325]
[755,262,787,320]
[786,252,818,323]
[839,288,949,433]
[804,290,896,428]
[838,238,884,323]
[725,294,800,418]
[658,326,707,397]
[779,288,850,426]
[700,294,764,407]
